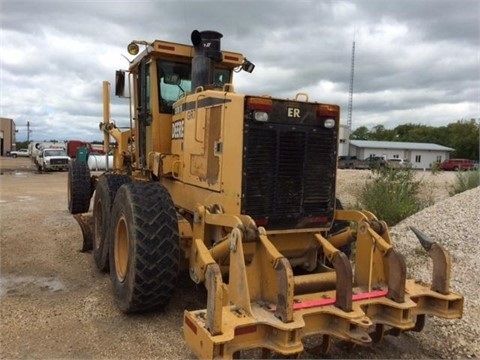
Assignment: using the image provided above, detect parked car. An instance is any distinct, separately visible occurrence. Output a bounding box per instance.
[386,158,410,168]
[9,149,30,158]
[337,155,388,170]
[338,156,358,169]
[366,156,387,169]
[440,158,475,171]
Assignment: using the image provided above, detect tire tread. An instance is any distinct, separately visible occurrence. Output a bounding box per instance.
[68,160,91,214]
[110,182,180,312]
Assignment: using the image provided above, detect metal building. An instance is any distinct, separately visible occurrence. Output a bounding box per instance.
[349,140,454,169]
[0,118,17,156]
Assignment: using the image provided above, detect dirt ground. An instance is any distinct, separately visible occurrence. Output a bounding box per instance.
[0,157,461,359]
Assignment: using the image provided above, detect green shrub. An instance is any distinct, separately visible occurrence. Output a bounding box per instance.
[431,161,441,174]
[357,166,426,226]
[448,170,480,195]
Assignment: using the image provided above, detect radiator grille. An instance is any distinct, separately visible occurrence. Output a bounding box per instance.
[242,124,337,229]
[50,158,69,165]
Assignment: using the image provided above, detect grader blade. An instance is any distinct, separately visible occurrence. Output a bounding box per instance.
[73,213,93,252]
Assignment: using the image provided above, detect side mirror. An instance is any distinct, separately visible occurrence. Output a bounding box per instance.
[115,70,126,97]
[242,59,255,73]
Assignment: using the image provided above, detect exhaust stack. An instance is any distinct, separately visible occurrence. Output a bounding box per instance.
[191,30,223,90]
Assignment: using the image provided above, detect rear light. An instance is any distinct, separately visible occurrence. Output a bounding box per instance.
[317,104,338,129]
[247,97,273,112]
[247,97,273,122]
[317,104,339,118]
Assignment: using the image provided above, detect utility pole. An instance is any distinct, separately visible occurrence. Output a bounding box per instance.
[27,121,31,142]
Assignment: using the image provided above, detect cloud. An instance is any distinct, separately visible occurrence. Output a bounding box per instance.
[1,0,478,142]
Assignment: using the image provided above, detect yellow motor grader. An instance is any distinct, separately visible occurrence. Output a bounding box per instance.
[68,30,463,358]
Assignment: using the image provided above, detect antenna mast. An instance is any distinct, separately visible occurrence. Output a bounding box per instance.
[347,36,356,130]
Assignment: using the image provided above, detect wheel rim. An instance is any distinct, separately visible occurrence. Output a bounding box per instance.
[93,199,103,250]
[115,214,129,282]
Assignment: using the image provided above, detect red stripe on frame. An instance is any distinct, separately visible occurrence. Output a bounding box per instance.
[292,289,388,310]
[184,316,197,334]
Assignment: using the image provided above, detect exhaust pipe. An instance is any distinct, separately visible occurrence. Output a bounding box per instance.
[191,30,223,90]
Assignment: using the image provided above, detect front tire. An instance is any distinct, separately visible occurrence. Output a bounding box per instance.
[109,182,180,313]
[68,160,91,214]
[93,174,132,272]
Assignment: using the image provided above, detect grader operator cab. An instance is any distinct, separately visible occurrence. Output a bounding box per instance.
[68,30,463,358]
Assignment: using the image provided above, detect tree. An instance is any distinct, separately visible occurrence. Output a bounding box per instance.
[445,119,479,160]
[15,141,30,150]
[351,126,370,140]
[370,125,395,141]
[393,123,437,143]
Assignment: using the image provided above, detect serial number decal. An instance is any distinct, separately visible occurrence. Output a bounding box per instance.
[172,120,184,139]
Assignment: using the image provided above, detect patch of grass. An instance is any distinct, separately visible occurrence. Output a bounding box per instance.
[357,166,427,226]
[448,170,480,195]
[431,162,441,175]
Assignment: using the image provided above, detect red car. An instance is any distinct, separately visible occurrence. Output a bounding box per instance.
[440,158,475,171]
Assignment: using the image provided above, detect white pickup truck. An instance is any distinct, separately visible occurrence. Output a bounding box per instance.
[36,148,71,172]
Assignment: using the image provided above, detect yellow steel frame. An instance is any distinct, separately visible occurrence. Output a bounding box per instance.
[183,207,463,358]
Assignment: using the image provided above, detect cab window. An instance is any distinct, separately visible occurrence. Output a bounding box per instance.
[157,60,192,113]
[156,61,233,113]
[213,68,231,86]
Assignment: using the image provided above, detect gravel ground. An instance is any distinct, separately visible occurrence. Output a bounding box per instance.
[335,168,458,208]
[390,186,480,359]
[0,158,478,359]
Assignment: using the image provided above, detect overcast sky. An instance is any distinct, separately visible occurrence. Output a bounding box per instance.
[1,0,479,142]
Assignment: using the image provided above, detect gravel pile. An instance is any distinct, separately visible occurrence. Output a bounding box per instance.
[390,186,480,359]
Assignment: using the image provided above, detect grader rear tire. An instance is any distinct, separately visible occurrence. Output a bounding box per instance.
[109,182,180,312]
[92,174,131,272]
[68,160,91,214]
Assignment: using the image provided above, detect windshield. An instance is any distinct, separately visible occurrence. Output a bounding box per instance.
[156,60,233,114]
[157,60,192,113]
[44,149,66,157]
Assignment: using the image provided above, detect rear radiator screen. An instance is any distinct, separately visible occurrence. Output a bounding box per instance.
[242,124,337,229]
